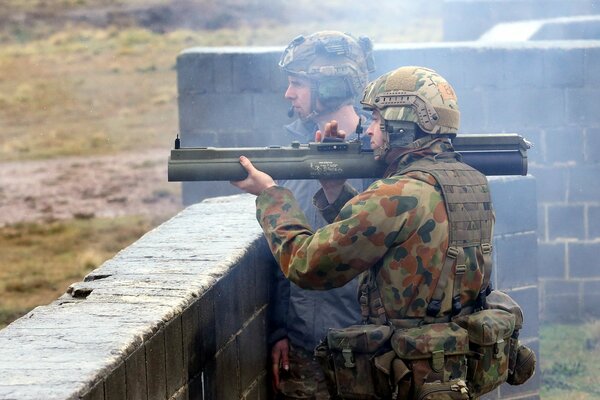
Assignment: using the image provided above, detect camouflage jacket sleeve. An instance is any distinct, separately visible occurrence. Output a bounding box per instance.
[256,178,429,290]
[312,183,359,224]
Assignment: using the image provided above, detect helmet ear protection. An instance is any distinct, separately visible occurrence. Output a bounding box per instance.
[316,77,353,108]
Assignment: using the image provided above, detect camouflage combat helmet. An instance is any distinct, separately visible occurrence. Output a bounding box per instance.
[279,31,375,117]
[361,66,460,157]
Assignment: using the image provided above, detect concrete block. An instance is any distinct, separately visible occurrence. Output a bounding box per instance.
[569,165,600,202]
[201,359,217,400]
[494,232,538,289]
[81,380,105,400]
[146,330,167,400]
[165,317,185,396]
[187,374,202,400]
[582,280,600,319]
[177,53,215,95]
[232,53,275,93]
[589,206,600,239]
[547,204,585,240]
[584,127,600,164]
[423,46,467,89]
[213,53,234,93]
[126,346,148,400]
[489,176,537,236]
[538,242,566,279]
[568,241,600,278]
[237,310,268,390]
[198,289,217,369]
[544,127,585,164]
[543,48,585,87]
[252,94,289,132]
[214,341,240,399]
[454,88,486,134]
[541,280,581,322]
[105,362,127,400]
[182,300,202,380]
[236,264,257,326]
[584,46,600,86]
[253,237,275,307]
[530,166,567,203]
[502,49,544,88]
[241,372,268,400]
[178,93,254,134]
[460,47,507,89]
[537,205,546,241]
[484,88,565,130]
[566,88,600,125]
[214,270,242,351]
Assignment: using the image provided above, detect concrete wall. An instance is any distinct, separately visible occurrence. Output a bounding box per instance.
[177,41,600,323]
[443,0,600,41]
[0,196,276,400]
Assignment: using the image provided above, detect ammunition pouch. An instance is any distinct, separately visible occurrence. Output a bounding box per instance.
[391,322,470,399]
[485,290,536,387]
[314,324,394,399]
[454,309,515,396]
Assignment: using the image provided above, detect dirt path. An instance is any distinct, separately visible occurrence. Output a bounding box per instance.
[0,149,183,227]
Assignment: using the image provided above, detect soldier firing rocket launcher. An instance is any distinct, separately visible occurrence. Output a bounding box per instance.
[167,133,530,182]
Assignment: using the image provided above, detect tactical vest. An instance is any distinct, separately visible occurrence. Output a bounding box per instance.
[360,153,494,325]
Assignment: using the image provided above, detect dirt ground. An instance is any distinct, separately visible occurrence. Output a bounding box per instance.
[0,149,183,227]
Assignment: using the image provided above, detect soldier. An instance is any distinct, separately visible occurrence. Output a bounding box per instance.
[269,31,375,399]
[233,66,515,398]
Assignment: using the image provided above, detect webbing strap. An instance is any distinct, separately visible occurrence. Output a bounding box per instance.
[481,242,493,294]
[425,246,458,322]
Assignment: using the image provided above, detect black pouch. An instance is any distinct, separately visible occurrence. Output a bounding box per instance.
[315,324,393,399]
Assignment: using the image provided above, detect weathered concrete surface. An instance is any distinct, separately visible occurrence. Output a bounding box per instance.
[0,194,262,400]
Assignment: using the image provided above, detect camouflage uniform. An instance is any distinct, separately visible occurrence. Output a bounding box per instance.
[256,136,490,324]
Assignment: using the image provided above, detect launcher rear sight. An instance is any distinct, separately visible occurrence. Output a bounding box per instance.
[168,134,530,182]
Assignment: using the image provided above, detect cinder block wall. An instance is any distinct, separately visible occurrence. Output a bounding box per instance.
[443,0,599,41]
[0,196,276,400]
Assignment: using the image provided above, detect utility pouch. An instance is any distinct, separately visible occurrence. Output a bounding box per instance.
[507,344,536,385]
[317,324,393,399]
[391,322,470,397]
[454,309,515,396]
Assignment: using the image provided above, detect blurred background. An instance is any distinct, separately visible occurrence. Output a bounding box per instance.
[1,1,599,398]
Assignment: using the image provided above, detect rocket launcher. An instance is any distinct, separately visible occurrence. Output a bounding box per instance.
[168,133,530,182]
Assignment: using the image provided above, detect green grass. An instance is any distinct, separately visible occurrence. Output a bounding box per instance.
[0,215,170,328]
[540,321,600,399]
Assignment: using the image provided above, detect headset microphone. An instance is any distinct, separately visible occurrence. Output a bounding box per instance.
[287,105,295,118]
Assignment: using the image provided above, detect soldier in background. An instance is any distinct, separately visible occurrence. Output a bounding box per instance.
[269,31,375,399]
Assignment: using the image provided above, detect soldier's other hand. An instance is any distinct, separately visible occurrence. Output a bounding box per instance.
[231,156,276,195]
[271,338,290,391]
[315,120,346,142]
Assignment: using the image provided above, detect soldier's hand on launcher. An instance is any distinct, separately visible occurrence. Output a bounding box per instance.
[315,120,347,203]
[231,156,276,195]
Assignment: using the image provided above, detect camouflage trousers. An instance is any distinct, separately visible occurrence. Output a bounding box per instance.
[276,344,331,400]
